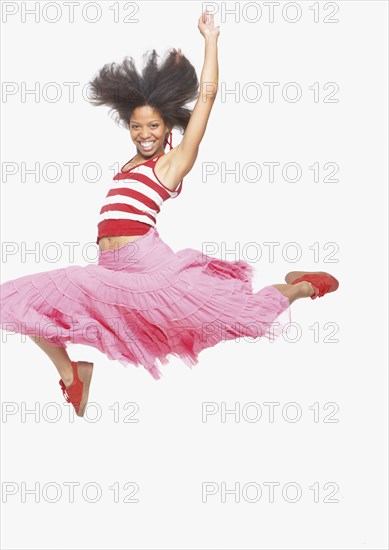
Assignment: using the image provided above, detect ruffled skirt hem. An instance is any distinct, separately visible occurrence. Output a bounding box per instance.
[0,228,291,380]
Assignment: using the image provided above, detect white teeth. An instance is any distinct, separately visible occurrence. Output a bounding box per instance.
[141,141,155,149]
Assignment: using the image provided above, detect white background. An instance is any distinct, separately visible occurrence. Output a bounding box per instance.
[1,1,388,549]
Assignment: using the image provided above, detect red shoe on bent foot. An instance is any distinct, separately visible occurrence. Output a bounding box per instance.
[284,271,339,300]
[59,361,94,417]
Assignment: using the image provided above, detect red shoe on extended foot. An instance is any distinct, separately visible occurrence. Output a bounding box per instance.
[285,271,339,300]
[59,361,94,417]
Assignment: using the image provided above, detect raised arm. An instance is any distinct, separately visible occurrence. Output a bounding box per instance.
[168,10,220,182]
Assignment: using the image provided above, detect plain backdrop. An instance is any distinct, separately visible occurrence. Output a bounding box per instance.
[1,1,388,549]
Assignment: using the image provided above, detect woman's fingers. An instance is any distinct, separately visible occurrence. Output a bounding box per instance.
[201,11,212,26]
[198,9,220,36]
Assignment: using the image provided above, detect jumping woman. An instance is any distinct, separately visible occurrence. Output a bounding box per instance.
[0,11,339,417]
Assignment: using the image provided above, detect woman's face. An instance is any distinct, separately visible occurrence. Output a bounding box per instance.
[129,105,170,157]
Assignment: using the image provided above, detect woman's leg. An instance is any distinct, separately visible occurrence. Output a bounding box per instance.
[29,336,75,386]
[271,281,314,305]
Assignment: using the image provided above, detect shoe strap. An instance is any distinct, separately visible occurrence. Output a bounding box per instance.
[59,361,79,403]
[59,379,71,403]
[315,279,331,297]
[293,274,330,298]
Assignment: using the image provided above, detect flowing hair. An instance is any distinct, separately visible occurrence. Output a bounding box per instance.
[87,48,199,136]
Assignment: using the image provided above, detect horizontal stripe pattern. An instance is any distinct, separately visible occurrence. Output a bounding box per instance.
[101,193,160,217]
[108,178,166,206]
[97,156,182,243]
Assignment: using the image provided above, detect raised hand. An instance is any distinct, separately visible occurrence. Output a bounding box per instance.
[198,10,220,39]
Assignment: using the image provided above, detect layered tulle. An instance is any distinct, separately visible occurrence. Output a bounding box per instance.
[0,227,291,379]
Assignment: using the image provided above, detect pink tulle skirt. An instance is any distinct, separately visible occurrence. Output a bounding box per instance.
[0,227,291,379]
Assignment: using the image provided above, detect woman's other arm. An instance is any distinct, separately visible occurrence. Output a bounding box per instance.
[169,10,220,181]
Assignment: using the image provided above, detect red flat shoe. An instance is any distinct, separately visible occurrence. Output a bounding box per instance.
[59,361,94,417]
[285,271,339,300]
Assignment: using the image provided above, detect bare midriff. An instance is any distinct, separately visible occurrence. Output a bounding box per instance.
[98,234,145,252]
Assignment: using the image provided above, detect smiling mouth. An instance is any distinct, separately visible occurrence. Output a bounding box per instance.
[139,140,156,150]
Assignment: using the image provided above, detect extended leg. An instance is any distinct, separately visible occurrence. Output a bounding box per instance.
[271,281,315,305]
[29,335,74,385]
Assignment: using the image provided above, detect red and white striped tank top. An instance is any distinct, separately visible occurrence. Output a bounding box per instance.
[96,154,183,244]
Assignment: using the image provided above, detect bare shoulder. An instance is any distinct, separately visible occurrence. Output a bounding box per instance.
[155,145,196,192]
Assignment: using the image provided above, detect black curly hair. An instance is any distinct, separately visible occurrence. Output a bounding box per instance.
[87,48,199,136]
